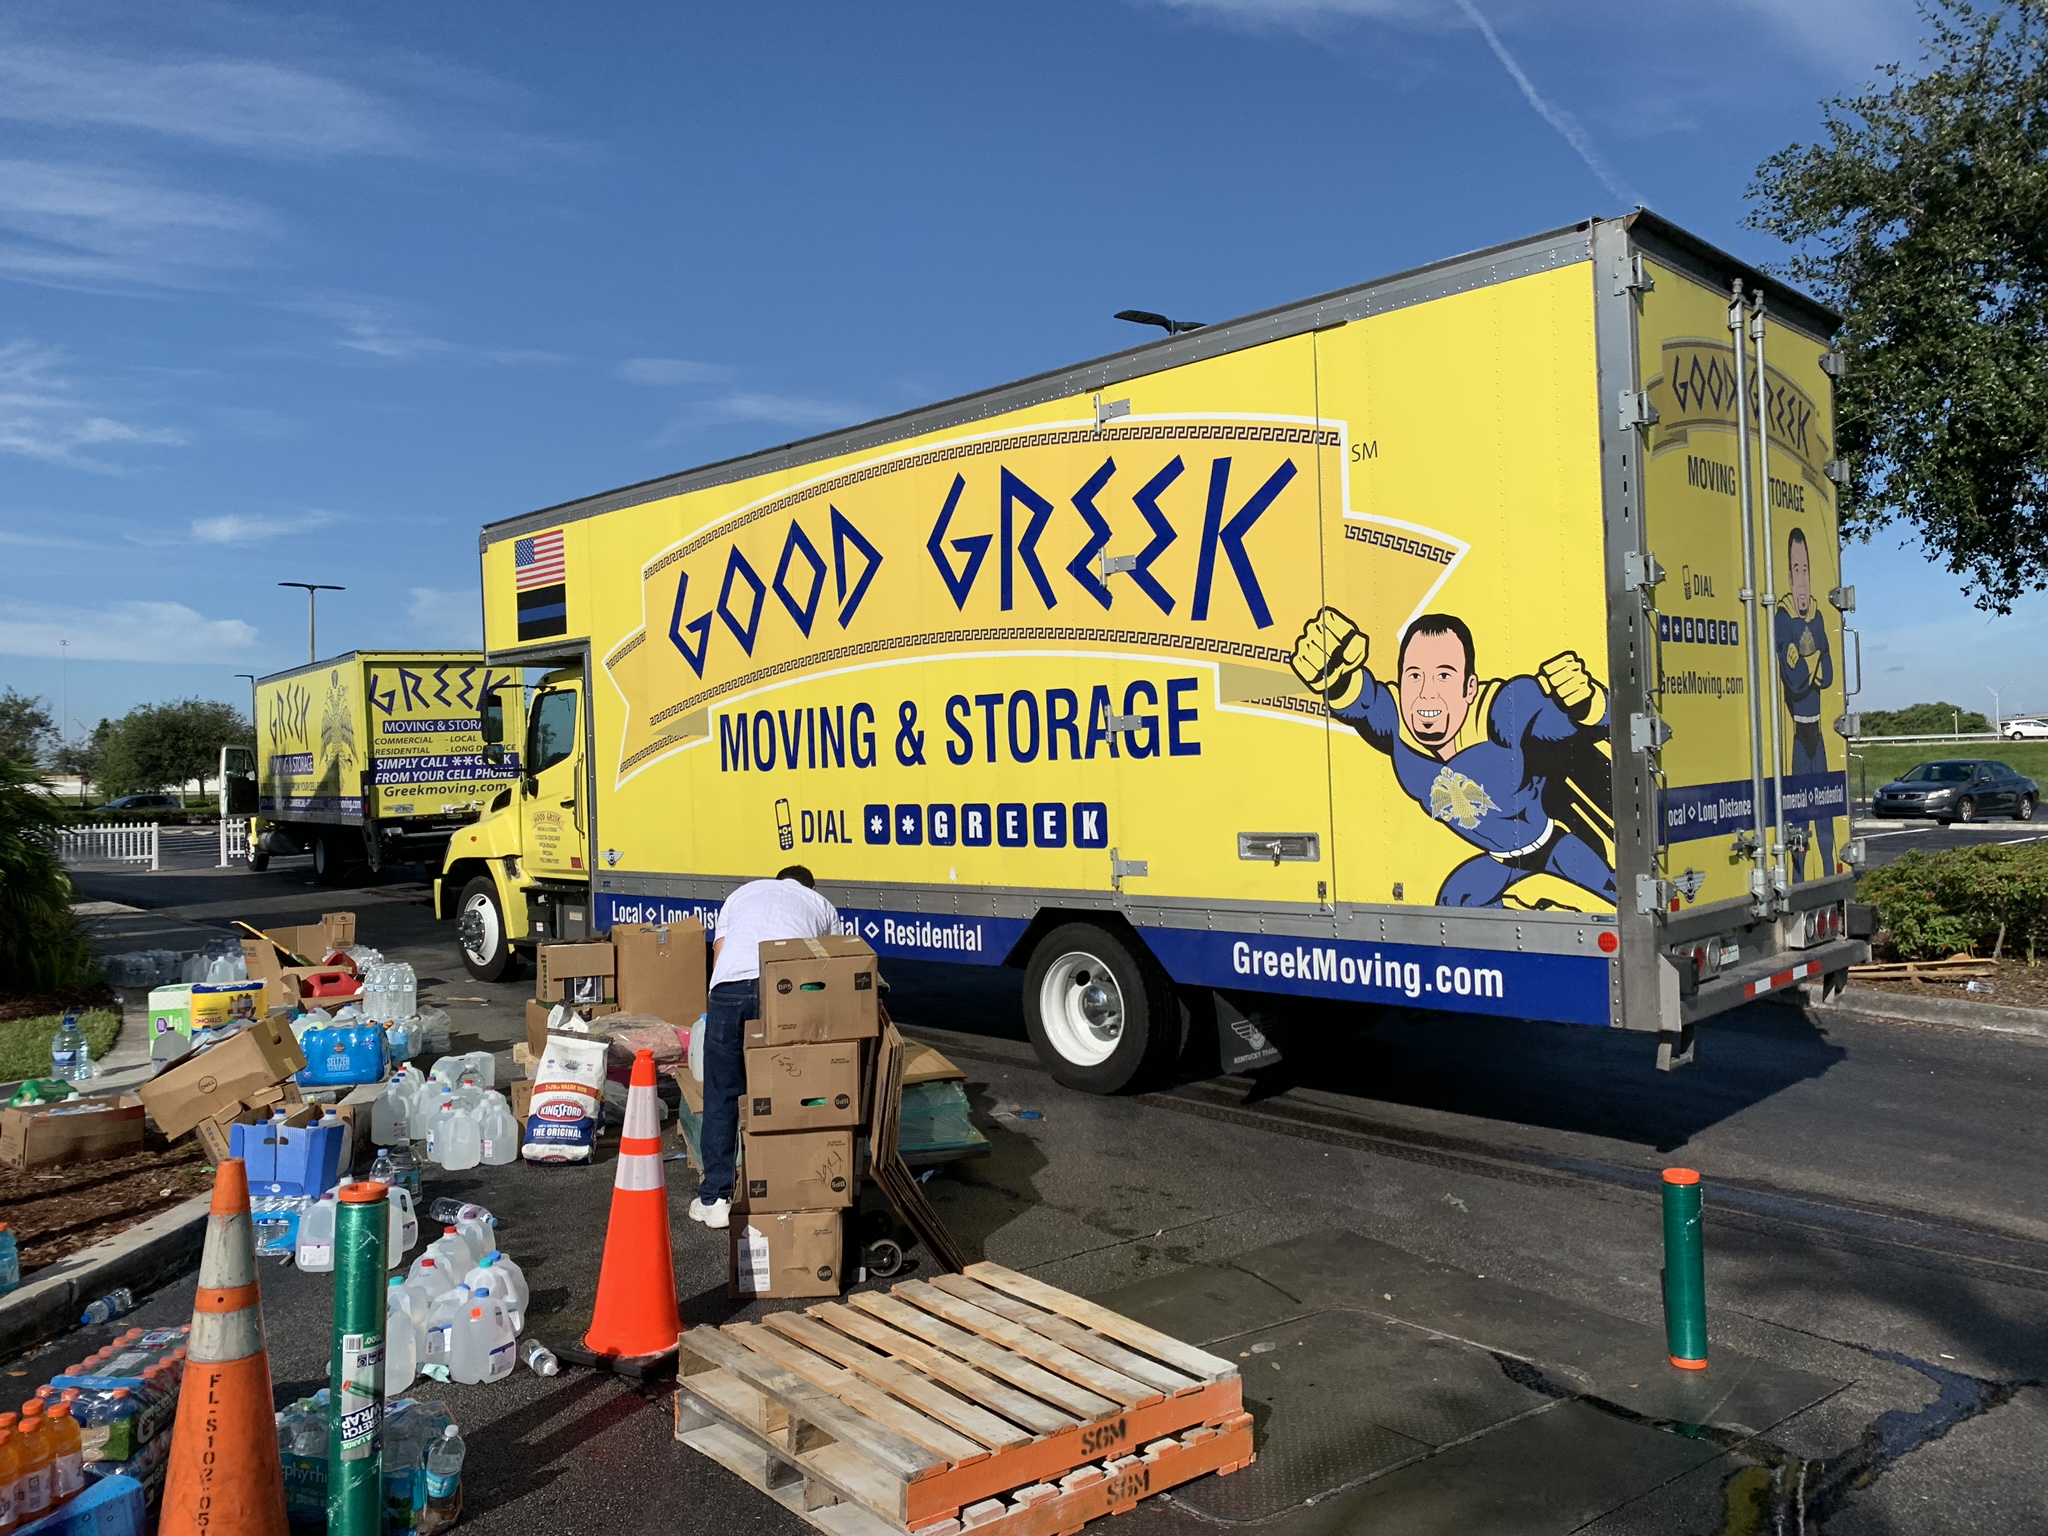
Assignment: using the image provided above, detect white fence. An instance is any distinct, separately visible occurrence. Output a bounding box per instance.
[57,822,160,871]
[218,817,249,868]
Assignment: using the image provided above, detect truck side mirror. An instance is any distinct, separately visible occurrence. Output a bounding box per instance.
[480,690,505,747]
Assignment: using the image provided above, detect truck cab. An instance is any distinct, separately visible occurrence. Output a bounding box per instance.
[437,668,591,979]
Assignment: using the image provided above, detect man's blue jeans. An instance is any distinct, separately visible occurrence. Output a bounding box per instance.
[697,979,755,1204]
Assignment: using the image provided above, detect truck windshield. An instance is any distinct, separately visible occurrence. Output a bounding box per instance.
[529,690,578,772]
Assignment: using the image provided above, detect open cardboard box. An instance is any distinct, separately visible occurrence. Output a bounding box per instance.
[139,1013,309,1142]
[0,1094,146,1171]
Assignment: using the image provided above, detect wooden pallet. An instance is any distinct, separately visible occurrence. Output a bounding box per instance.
[675,1262,1250,1533]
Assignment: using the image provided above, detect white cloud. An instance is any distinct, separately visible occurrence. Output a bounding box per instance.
[407,587,481,646]
[0,341,184,470]
[302,299,560,366]
[0,600,256,662]
[190,511,336,545]
[1730,0,1920,79]
[619,357,729,386]
[684,391,858,428]
[1143,0,1435,25]
[0,43,408,157]
[0,159,271,288]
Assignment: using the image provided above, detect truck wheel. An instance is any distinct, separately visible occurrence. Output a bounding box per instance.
[247,850,270,872]
[1023,923,1182,1094]
[312,833,347,885]
[457,875,518,982]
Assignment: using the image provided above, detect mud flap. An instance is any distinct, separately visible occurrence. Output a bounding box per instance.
[1655,953,1694,1071]
[1214,991,1283,1075]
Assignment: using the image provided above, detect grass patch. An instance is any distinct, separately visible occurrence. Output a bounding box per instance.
[1847,741,2048,800]
[0,1011,122,1082]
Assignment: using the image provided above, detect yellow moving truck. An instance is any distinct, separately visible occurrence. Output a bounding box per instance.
[246,652,522,882]
[441,212,1869,1090]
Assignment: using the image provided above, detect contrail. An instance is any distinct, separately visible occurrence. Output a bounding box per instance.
[1451,0,1644,210]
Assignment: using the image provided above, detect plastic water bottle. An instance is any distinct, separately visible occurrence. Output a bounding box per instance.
[387,1141,422,1199]
[370,1078,411,1146]
[0,1224,18,1297]
[396,962,417,1021]
[425,1200,498,1229]
[78,1290,133,1327]
[49,1016,87,1085]
[385,1281,418,1397]
[368,1147,397,1188]
[521,1340,559,1377]
[421,1425,464,1533]
[295,1194,337,1272]
[461,1051,495,1089]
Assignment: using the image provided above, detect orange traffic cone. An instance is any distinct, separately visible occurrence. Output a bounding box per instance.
[160,1158,288,1536]
[559,1049,682,1377]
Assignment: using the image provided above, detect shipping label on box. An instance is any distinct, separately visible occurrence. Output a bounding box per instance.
[0,1095,146,1170]
[537,941,615,1003]
[738,1127,854,1212]
[611,921,707,1026]
[753,936,879,1045]
[743,1042,863,1131]
[729,1210,844,1299]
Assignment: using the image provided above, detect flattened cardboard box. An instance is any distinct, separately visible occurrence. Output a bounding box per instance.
[729,1210,844,1299]
[139,1014,309,1141]
[252,912,357,963]
[0,1094,145,1170]
[737,1126,854,1212]
[610,921,707,1026]
[751,935,879,1046]
[742,1041,863,1131]
[537,941,615,1004]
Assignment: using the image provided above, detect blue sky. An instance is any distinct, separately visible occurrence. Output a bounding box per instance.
[2,0,2040,738]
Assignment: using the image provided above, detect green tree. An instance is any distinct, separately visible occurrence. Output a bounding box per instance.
[1861,701,1992,735]
[1749,1,2048,612]
[98,699,252,798]
[0,756,95,994]
[0,688,55,766]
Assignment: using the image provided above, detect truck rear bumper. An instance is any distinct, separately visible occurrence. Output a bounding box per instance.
[1682,938,1868,1023]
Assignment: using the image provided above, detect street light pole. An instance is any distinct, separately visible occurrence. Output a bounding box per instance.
[278,583,345,664]
[1987,686,2003,740]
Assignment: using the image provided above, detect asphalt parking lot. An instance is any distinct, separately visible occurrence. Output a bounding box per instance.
[35,838,2048,1533]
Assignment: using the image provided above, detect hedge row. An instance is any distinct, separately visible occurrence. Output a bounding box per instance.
[1858,841,2048,961]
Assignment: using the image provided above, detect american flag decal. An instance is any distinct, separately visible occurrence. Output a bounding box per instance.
[514,530,566,590]
[513,529,568,641]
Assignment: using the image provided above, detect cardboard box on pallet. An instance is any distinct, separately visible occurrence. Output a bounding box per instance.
[729,1209,844,1299]
[748,935,879,1046]
[611,920,707,1026]
[741,1041,864,1132]
[737,1126,855,1211]
[537,940,615,1006]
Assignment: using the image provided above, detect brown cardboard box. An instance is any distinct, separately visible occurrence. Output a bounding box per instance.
[139,1014,309,1141]
[247,912,357,965]
[537,940,615,1003]
[751,936,880,1046]
[240,940,362,1012]
[677,1067,703,1116]
[729,1209,844,1299]
[510,1080,533,1121]
[738,1127,855,1211]
[611,921,707,1025]
[523,998,619,1056]
[0,1094,146,1170]
[901,1039,965,1086]
[742,1042,863,1131]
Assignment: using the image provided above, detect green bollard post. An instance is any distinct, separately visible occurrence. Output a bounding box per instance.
[1662,1167,1708,1370]
[329,1181,388,1536]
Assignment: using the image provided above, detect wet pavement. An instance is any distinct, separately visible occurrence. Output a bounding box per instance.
[34,842,2048,1532]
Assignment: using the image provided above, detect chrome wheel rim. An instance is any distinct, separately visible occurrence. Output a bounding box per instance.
[1038,951,1126,1067]
[459,891,500,967]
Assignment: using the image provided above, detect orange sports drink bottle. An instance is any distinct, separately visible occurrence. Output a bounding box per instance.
[43,1405,82,1504]
[12,1418,49,1520]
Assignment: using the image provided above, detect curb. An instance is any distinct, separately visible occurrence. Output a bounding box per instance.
[0,1193,211,1360]
[1828,986,2048,1041]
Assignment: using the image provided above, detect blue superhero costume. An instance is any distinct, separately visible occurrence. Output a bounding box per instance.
[1774,598,1835,881]
[1332,670,1617,908]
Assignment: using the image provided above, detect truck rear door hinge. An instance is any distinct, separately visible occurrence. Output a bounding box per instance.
[1095,394,1131,429]
[1629,711,1672,755]
[1824,457,1852,485]
[1097,552,1137,579]
[1106,714,1144,733]
[1624,550,1665,591]
[1636,874,1672,915]
[1619,390,1660,432]
[1613,251,1655,297]
[1819,347,1847,379]
[1110,848,1148,891]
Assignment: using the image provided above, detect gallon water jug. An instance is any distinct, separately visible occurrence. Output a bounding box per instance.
[385,1281,419,1397]
[461,1257,523,1334]
[403,1254,454,1313]
[294,1193,338,1272]
[460,1051,495,1089]
[440,1108,481,1172]
[428,1226,477,1275]
[423,1285,470,1368]
[386,1186,418,1264]
[370,1076,411,1146]
[478,1096,520,1166]
[450,1295,515,1386]
[483,1250,530,1317]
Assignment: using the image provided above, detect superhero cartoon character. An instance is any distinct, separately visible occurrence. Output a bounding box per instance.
[1775,527,1834,881]
[1290,608,1616,908]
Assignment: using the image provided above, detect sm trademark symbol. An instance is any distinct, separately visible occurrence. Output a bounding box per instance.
[1350,441,1378,462]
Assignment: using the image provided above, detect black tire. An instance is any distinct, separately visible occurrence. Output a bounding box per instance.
[247,850,270,872]
[2016,795,2035,823]
[1956,797,1977,824]
[456,874,518,982]
[1022,922,1183,1094]
[312,832,347,885]
[865,1238,905,1279]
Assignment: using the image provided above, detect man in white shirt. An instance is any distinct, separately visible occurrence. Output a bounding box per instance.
[688,865,839,1229]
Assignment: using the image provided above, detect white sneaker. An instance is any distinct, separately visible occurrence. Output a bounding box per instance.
[687,1197,730,1230]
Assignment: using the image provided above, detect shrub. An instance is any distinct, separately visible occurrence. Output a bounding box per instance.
[0,757,99,995]
[1858,842,2048,960]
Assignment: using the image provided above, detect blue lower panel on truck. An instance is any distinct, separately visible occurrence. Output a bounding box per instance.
[594,892,1612,1028]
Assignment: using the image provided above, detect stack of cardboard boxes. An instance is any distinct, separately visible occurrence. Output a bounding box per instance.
[516,921,708,1121]
[730,935,879,1300]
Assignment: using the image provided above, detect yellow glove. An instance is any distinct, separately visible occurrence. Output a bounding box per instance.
[1784,643,1799,669]
[1537,650,1601,720]
[1289,607,1368,711]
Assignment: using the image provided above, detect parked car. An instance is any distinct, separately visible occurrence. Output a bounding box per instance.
[1871,760,2038,823]
[99,793,183,813]
[2002,718,2048,740]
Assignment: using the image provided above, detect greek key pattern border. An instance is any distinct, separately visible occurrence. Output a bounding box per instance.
[639,422,1340,581]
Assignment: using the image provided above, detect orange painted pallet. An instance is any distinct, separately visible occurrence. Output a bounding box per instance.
[674,1261,1250,1533]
